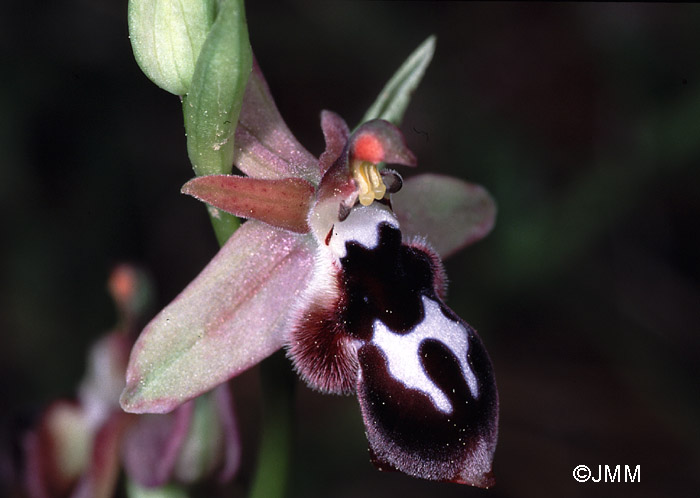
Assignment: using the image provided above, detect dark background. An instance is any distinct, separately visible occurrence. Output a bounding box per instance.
[2,2,699,498]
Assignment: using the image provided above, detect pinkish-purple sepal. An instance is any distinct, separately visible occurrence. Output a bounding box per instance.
[23,401,134,498]
[392,173,496,259]
[121,384,239,488]
[212,384,241,483]
[70,412,133,498]
[120,221,315,414]
[233,60,320,184]
[121,401,194,487]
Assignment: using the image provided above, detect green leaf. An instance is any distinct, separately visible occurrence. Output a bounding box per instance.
[128,0,216,96]
[361,35,436,127]
[183,0,253,177]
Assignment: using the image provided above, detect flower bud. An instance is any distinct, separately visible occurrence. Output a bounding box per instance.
[128,0,216,95]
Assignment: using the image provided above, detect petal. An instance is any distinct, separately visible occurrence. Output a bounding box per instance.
[318,110,350,176]
[78,332,131,427]
[234,60,320,184]
[71,412,134,498]
[392,174,496,259]
[350,120,417,167]
[171,388,236,484]
[122,403,194,487]
[356,303,498,487]
[23,432,48,498]
[23,401,90,498]
[182,175,315,233]
[120,221,315,414]
[212,384,241,483]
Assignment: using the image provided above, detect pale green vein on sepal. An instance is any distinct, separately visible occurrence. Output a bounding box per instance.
[183,0,253,177]
[128,0,216,96]
[361,35,436,127]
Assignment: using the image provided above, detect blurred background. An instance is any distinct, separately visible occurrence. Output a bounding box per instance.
[1,2,699,497]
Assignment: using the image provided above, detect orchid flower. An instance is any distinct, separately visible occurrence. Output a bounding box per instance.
[24,331,133,498]
[23,265,240,498]
[120,52,499,487]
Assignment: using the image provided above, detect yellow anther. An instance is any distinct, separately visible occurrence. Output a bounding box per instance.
[351,160,387,206]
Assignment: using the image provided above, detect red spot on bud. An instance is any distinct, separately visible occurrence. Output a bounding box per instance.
[353,134,384,164]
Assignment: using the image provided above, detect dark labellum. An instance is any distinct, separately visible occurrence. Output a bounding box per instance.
[288,203,498,487]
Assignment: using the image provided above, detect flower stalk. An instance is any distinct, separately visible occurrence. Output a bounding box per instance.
[248,354,295,498]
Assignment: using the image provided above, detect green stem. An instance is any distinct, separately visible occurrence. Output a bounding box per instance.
[209,208,241,246]
[248,352,295,498]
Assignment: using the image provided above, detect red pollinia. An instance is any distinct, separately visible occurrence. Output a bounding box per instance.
[120,59,499,487]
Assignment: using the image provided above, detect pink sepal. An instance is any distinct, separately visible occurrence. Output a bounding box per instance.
[71,412,134,498]
[120,221,315,414]
[234,61,319,184]
[213,384,241,483]
[393,173,496,259]
[121,402,194,487]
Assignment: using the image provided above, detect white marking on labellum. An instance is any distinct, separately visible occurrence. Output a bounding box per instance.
[328,203,399,259]
[371,296,479,414]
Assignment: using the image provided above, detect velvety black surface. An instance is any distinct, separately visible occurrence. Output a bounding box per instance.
[358,329,497,461]
[340,221,497,484]
[341,223,437,338]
